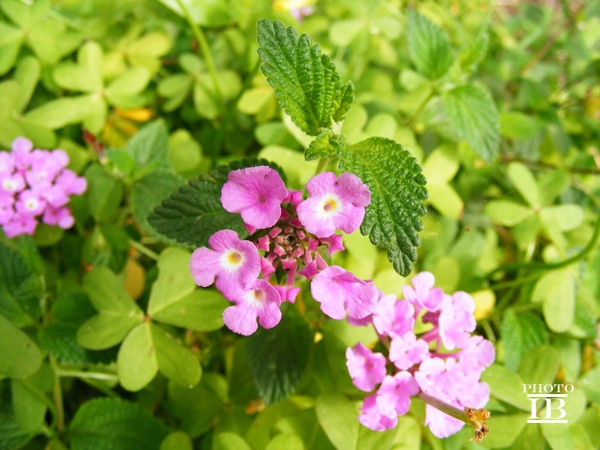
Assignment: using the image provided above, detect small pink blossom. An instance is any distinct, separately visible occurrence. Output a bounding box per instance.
[439,292,476,350]
[346,343,386,392]
[389,332,430,370]
[221,166,288,229]
[358,394,398,431]
[375,372,420,418]
[297,172,370,238]
[190,229,261,299]
[403,272,444,312]
[222,280,282,336]
[373,294,415,338]
[311,266,379,320]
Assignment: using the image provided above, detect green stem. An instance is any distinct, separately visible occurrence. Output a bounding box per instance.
[175,0,223,105]
[56,369,119,382]
[418,392,470,424]
[49,357,65,434]
[129,239,159,260]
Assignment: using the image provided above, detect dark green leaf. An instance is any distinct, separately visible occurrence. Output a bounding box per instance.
[338,137,428,276]
[0,412,37,450]
[0,243,42,327]
[125,120,169,169]
[246,305,313,404]
[69,398,170,450]
[148,159,282,247]
[501,311,548,371]
[443,84,499,162]
[257,19,354,136]
[407,9,454,80]
[305,129,345,161]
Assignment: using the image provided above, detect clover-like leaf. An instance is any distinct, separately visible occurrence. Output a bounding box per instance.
[338,137,428,276]
[257,19,354,136]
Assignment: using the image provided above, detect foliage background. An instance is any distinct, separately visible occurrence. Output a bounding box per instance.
[0,0,599,449]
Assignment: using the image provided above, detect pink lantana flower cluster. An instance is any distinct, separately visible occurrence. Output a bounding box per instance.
[346,273,495,438]
[0,138,87,238]
[190,165,376,336]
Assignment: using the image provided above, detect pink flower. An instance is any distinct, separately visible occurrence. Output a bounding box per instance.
[221,166,288,229]
[346,343,387,392]
[16,190,46,216]
[222,279,282,335]
[358,394,398,431]
[373,294,415,338]
[311,266,379,320]
[425,405,465,438]
[376,372,420,418]
[3,214,37,237]
[389,332,430,370]
[190,229,261,299]
[439,292,476,350]
[297,172,370,238]
[42,206,75,229]
[403,272,444,312]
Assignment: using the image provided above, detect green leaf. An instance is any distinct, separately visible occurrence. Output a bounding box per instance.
[501,311,548,371]
[106,67,150,99]
[541,423,575,450]
[152,323,201,387]
[305,129,345,161]
[540,204,584,232]
[246,305,313,404]
[131,172,183,236]
[580,365,600,403]
[83,267,143,315]
[517,345,560,385]
[213,432,252,450]
[508,162,541,207]
[407,9,454,80]
[13,56,40,113]
[482,413,529,449]
[69,398,170,450]
[152,290,227,331]
[160,431,193,450]
[443,84,499,162]
[484,200,532,226]
[0,412,37,450]
[0,243,43,327]
[532,269,576,333]
[459,30,489,71]
[148,248,195,316]
[338,137,428,276]
[117,323,158,391]
[84,165,124,222]
[11,378,47,431]
[315,393,359,450]
[0,314,43,379]
[265,434,304,450]
[257,19,354,136]
[148,159,281,247]
[77,312,142,350]
[480,364,530,410]
[125,120,169,168]
[25,96,95,130]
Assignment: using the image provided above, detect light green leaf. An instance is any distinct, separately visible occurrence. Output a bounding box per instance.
[540,204,584,232]
[315,393,358,450]
[482,414,529,448]
[500,111,542,140]
[532,269,576,333]
[485,200,532,227]
[213,432,252,450]
[257,19,354,136]
[508,162,541,207]
[160,431,193,450]
[480,364,530,410]
[305,129,345,161]
[580,365,600,403]
[25,96,95,130]
[70,398,169,450]
[501,311,548,371]
[443,84,499,162]
[13,56,40,113]
[148,248,195,316]
[157,0,232,27]
[265,434,304,450]
[125,120,169,168]
[77,312,141,350]
[152,290,227,331]
[83,266,142,315]
[407,9,454,80]
[192,79,219,119]
[167,381,225,438]
[422,144,460,183]
[117,323,158,391]
[0,314,43,379]
[85,164,124,222]
[338,137,428,276]
[517,345,560,385]
[237,86,274,115]
[106,67,150,99]
[152,323,202,387]
[459,30,489,71]
[11,378,47,431]
[427,184,463,219]
[541,423,575,450]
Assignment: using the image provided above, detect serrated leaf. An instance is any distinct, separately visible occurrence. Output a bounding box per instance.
[501,311,548,371]
[0,242,43,327]
[69,398,169,450]
[443,84,499,162]
[246,305,313,404]
[305,129,345,161]
[407,9,454,80]
[338,137,428,276]
[257,19,354,136]
[0,313,43,379]
[148,159,282,247]
[459,31,489,71]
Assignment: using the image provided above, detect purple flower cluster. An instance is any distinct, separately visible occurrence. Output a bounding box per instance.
[346,273,495,438]
[190,166,376,335]
[0,138,87,238]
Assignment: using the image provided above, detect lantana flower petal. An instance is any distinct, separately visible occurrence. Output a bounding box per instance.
[373,294,415,338]
[190,229,260,299]
[346,342,387,392]
[222,280,282,336]
[221,166,288,229]
[439,292,476,350]
[403,272,444,312]
[389,332,430,370]
[297,172,370,238]
[376,372,420,418]
[311,266,379,320]
[358,394,398,431]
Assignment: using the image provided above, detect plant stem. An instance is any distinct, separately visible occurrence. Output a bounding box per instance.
[50,357,65,434]
[418,392,470,423]
[175,0,223,105]
[56,369,119,382]
[129,239,159,260]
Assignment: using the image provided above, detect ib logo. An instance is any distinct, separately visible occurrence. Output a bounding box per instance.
[523,384,574,424]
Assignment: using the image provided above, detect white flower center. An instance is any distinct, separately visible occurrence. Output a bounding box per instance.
[317,193,342,217]
[219,250,245,272]
[25,198,39,211]
[244,289,266,307]
[2,179,17,191]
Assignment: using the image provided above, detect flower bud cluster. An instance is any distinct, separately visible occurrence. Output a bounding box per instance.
[0,138,87,238]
